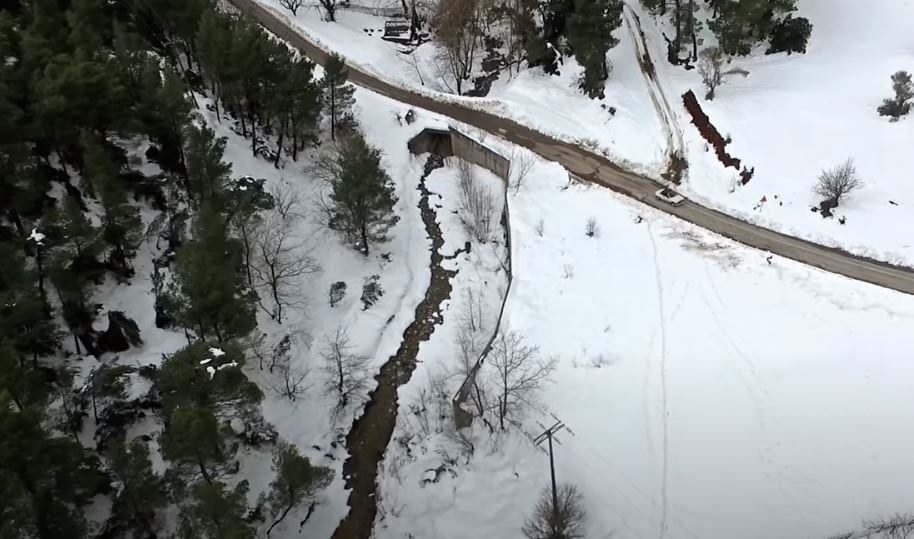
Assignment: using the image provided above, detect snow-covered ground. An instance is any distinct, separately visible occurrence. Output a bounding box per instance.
[373,151,914,539]
[90,82,460,536]
[635,0,914,266]
[255,0,914,267]
[256,0,668,174]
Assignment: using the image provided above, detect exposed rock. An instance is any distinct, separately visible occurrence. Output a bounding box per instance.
[97,311,143,354]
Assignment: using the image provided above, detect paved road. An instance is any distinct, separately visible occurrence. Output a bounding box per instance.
[226,0,914,296]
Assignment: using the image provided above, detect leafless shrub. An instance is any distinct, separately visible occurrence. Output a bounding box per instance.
[585,217,599,238]
[433,0,481,95]
[458,159,496,243]
[454,287,492,421]
[814,158,863,206]
[489,331,556,430]
[865,514,914,539]
[510,148,536,193]
[266,339,311,402]
[535,218,544,237]
[278,0,305,16]
[522,483,587,539]
[698,47,724,100]
[320,326,370,409]
[407,369,452,438]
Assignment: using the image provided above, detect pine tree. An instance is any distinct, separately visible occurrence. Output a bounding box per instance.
[326,131,399,256]
[183,123,232,204]
[106,438,168,537]
[566,0,623,98]
[166,203,256,341]
[0,339,52,411]
[272,54,320,164]
[877,71,914,120]
[0,241,60,363]
[178,479,255,539]
[160,404,226,484]
[196,9,234,118]
[156,340,261,416]
[264,442,334,535]
[140,64,193,178]
[86,364,133,422]
[82,135,142,274]
[0,397,101,539]
[709,0,797,56]
[322,54,355,140]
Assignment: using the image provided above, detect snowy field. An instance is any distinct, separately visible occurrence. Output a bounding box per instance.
[89,82,461,536]
[373,152,914,539]
[255,0,914,267]
[636,0,914,266]
[256,0,668,174]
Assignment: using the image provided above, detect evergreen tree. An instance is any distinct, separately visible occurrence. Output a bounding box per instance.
[166,203,256,341]
[271,54,321,164]
[566,0,623,98]
[326,131,399,256]
[156,340,261,416]
[0,340,51,411]
[766,14,811,55]
[196,9,234,118]
[709,0,797,56]
[48,194,104,285]
[264,442,333,535]
[0,396,101,539]
[86,364,133,422]
[877,71,914,121]
[82,135,142,274]
[183,123,232,204]
[0,241,59,363]
[140,64,193,178]
[178,479,255,539]
[160,404,226,484]
[321,54,355,140]
[106,438,169,537]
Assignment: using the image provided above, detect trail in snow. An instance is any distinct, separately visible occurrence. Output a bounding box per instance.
[646,222,670,539]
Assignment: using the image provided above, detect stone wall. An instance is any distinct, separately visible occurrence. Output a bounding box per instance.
[406,127,514,430]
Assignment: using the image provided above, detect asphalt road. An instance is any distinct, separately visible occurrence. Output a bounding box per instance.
[226,0,914,296]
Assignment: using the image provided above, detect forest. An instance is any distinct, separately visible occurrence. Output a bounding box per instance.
[0,0,402,537]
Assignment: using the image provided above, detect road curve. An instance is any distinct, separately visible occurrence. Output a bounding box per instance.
[226,0,914,296]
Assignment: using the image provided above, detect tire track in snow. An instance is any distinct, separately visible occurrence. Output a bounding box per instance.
[646,222,670,539]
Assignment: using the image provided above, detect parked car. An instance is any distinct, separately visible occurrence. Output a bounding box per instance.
[655,187,685,206]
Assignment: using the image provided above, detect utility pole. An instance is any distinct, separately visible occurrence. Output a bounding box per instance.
[534,421,566,527]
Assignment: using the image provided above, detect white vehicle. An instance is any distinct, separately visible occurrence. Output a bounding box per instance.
[654,187,685,206]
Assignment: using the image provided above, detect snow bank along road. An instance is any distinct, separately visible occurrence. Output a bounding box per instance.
[226,0,914,296]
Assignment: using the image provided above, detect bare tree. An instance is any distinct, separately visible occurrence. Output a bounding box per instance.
[510,148,536,193]
[457,159,496,243]
[864,514,914,539]
[697,46,724,100]
[454,288,493,425]
[278,0,305,16]
[697,46,747,101]
[252,211,319,324]
[814,158,863,206]
[318,0,339,21]
[267,339,310,402]
[434,0,481,95]
[489,331,556,430]
[522,484,587,539]
[320,326,370,409]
